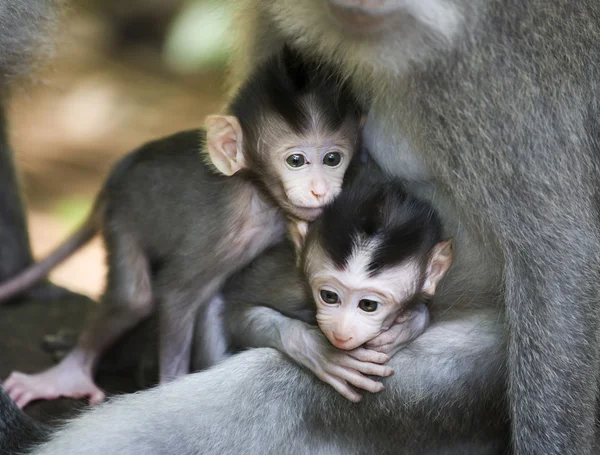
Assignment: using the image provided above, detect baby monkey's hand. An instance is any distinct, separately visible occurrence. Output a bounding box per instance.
[282,320,393,402]
[366,303,430,358]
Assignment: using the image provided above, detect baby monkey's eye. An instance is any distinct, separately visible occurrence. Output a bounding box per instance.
[323,151,342,167]
[358,299,380,312]
[320,289,340,304]
[286,154,306,168]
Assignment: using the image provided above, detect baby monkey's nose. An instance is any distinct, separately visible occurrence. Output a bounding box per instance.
[333,334,353,343]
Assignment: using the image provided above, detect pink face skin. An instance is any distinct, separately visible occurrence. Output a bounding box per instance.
[273,134,354,221]
[304,239,453,350]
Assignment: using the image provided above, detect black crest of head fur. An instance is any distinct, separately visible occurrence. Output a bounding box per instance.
[312,166,443,275]
[228,43,362,153]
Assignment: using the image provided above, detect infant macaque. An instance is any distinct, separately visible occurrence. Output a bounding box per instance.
[2,44,363,408]
[300,171,453,355]
[221,163,453,402]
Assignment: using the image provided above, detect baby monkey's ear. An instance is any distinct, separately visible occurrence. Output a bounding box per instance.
[205,115,247,176]
[288,218,310,264]
[422,239,454,296]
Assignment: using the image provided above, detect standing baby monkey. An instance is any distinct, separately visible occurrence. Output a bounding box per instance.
[3,45,363,407]
[219,165,453,402]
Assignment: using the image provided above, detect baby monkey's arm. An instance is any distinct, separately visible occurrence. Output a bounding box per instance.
[225,303,392,402]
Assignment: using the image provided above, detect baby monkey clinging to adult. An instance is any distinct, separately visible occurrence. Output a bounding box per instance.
[301,173,453,354]
[219,164,453,402]
[2,45,363,408]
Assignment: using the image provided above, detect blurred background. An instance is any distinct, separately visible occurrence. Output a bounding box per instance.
[11,0,232,299]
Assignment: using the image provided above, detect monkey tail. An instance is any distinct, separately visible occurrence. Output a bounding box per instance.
[0,198,104,304]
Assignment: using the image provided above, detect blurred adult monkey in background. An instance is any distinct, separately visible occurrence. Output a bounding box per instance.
[227,1,600,454]
[0,0,76,301]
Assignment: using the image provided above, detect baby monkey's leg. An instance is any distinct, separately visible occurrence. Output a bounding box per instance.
[158,278,223,382]
[365,304,430,357]
[3,233,154,408]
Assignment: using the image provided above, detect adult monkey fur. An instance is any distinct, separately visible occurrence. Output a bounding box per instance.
[223,0,600,453]
[0,0,76,301]
[3,45,364,407]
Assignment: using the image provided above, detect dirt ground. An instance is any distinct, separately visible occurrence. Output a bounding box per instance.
[10,7,227,300]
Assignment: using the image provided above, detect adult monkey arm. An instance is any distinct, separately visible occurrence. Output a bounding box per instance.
[227,0,600,453]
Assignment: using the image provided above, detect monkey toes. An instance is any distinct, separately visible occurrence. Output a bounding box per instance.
[3,367,106,409]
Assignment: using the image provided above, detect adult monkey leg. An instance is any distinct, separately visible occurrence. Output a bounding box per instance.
[29,310,508,455]
[0,0,82,301]
[227,0,600,453]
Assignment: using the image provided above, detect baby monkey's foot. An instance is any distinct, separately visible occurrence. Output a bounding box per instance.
[366,303,430,357]
[3,363,105,408]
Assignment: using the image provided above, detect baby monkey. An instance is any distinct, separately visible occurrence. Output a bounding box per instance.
[221,165,453,402]
[301,174,453,354]
[2,45,363,407]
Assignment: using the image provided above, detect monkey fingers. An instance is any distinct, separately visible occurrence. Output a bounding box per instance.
[323,363,385,396]
[366,303,430,357]
[319,373,363,403]
[331,353,393,378]
[347,347,390,364]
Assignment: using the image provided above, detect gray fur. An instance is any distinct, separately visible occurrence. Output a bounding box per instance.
[0,0,62,85]
[0,0,74,303]
[0,386,48,455]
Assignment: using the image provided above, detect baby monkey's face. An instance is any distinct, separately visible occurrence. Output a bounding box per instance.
[306,248,424,351]
[304,239,453,351]
[272,132,355,221]
[204,113,360,222]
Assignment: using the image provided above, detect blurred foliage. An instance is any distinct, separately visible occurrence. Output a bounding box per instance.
[162,0,233,73]
[54,196,93,225]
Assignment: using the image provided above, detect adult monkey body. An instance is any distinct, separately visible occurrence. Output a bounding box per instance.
[227,0,600,453]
